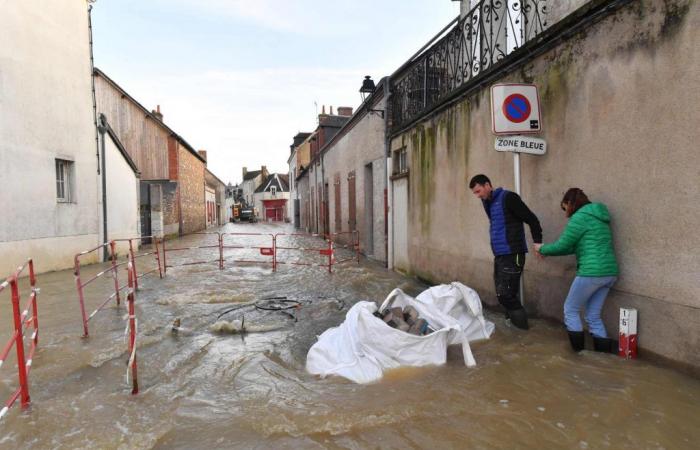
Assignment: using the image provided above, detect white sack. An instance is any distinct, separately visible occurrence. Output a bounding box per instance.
[305,282,495,384]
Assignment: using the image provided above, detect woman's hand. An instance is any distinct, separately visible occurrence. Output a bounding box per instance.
[533,243,544,260]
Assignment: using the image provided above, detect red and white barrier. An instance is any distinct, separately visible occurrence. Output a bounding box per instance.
[0,259,39,419]
[619,307,638,359]
[275,233,334,273]
[330,231,360,265]
[125,262,138,394]
[74,237,161,337]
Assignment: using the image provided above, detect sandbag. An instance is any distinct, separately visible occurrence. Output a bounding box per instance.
[305,282,495,384]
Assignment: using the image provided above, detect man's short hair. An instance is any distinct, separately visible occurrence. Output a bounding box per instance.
[469,174,491,189]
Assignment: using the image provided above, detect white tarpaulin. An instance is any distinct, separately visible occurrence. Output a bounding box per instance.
[306,282,495,384]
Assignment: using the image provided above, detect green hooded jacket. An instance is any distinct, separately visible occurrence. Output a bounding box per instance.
[539,203,619,276]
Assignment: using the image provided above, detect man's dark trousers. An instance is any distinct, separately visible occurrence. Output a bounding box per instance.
[494,253,528,328]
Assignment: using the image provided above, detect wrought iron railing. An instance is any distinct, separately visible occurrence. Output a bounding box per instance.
[390,0,548,132]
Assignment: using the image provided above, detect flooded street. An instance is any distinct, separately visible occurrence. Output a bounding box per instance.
[1,222,699,449]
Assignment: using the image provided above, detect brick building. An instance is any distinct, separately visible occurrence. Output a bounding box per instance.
[95,69,207,237]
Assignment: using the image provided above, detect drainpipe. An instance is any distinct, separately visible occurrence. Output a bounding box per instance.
[383,78,392,269]
[97,115,109,261]
[87,4,99,176]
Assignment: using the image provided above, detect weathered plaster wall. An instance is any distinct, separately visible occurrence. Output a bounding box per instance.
[0,0,99,274]
[101,134,139,255]
[178,144,205,234]
[392,0,699,370]
[323,101,387,261]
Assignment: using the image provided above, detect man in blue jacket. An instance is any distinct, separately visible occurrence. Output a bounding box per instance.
[469,174,542,330]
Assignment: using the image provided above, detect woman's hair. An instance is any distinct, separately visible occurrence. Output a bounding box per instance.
[561,188,590,217]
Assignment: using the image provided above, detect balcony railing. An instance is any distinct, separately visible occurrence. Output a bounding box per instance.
[390,0,548,132]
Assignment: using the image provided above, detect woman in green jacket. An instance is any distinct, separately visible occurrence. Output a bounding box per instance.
[534,188,619,353]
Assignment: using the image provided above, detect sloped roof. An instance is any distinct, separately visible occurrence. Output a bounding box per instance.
[254,173,290,193]
[98,114,140,176]
[94,68,206,164]
[243,170,262,181]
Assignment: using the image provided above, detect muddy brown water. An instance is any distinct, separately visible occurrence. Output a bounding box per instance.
[1,222,698,449]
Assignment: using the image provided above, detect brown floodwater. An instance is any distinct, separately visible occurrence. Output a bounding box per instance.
[1,222,698,449]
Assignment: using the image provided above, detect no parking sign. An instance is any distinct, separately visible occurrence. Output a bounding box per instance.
[491,84,542,135]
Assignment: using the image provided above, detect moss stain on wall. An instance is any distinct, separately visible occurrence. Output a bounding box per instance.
[410,124,436,232]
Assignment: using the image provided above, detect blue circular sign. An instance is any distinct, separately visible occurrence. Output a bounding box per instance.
[503,94,531,123]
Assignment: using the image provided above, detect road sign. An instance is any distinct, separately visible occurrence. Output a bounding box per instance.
[494,135,547,155]
[491,84,541,134]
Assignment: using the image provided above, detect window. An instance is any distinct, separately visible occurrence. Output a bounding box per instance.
[56,159,73,202]
[271,186,277,196]
[393,148,408,175]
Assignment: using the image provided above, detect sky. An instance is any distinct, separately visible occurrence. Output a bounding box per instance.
[92,0,461,184]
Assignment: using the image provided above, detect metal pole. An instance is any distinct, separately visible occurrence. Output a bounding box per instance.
[74,256,89,337]
[127,264,138,395]
[109,241,120,305]
[10,278,30,408]
[129,239,138,291]
[514,152,525,306]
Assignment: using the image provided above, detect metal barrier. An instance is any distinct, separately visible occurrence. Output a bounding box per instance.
[221,232,275,269]
[0,259,39,419]
[74,241,123,337]
[162,230,359,275]
[330,231,360,265]
[274,233,334,273]
[113,236,162,291]
[75,237,160,337]
[162,232,223,273]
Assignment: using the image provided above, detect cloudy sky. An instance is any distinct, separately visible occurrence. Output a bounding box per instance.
[92,0,460,184]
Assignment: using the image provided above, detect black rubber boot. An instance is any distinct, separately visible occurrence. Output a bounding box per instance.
[593,336,614,353]
[508,308,529,330]
[567,331,585,352]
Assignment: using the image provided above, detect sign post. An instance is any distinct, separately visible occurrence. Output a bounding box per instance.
[491,84,544,308]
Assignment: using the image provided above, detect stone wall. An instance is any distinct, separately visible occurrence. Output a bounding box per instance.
[391,0,699,371]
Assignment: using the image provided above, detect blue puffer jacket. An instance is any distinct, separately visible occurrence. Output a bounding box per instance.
[482,188,542,256]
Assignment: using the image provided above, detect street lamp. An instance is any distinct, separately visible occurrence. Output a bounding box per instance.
[359,75,385,118]
[359,75,376,102]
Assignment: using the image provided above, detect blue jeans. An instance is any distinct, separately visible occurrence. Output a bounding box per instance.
[563,276,617,338]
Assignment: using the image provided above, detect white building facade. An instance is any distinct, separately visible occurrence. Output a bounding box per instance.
[0,1,101,274]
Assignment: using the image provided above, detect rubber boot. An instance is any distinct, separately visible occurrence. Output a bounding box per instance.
[508,308,529,330]
[567,331,585,352]
[593,336,613,353]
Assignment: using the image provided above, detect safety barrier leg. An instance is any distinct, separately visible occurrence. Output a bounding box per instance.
[127,264,138,395]
[110,241,121,305]
[155,238,163,279]
[74,258,90,337]
[273,236,277,272]
[9,279,30,408]
[29,262,39,348]
[128,239,139,291]
[219,234,224,270]
[328,240,333,274]
[162,238,167,275]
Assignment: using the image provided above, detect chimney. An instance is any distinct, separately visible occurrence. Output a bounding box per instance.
[330,106,334,115]
[151,104,163,121]
[242,167,248,178]
[337,106,353,117]
[261,165,269,179]
[198,150,207,165]
[321,105,326,115]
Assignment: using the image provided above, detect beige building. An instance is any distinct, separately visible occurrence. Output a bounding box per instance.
[388,0,699,371]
